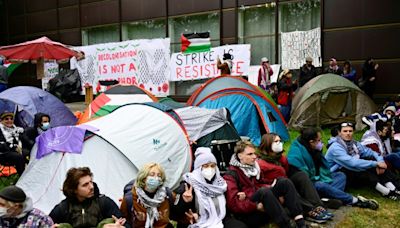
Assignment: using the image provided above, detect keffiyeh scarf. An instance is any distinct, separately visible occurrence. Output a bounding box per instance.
[135,186,167,228]
[229,154,260,179]
[183,168,227,228]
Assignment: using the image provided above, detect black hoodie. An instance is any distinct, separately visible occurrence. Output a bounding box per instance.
[21,113,50,152]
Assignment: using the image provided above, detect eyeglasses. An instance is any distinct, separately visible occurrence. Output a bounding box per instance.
[2,117,13,121]
[341,122,354,127]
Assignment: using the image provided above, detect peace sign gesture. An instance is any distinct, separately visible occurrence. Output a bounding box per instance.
[185,209,199,224]
[182,183,193,203]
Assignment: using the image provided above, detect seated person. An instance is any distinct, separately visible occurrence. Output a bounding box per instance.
[326,122,400,201]
[21,113,51,162]
[49,167,128,228]
[288,127,378,209]
[0,185,54,227]
[224,140,306,228]
[0,112,25,175]
[361,120,400,170]
[258,133,332,223]
[174,147,246,228]
[120,163,174,228]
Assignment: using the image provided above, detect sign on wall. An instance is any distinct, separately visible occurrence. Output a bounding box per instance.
[42,61,58,91]
[169,44,251,81]
[281,27,321,70]
[72,38,170,96]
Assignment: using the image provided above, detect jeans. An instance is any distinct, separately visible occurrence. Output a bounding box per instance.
[279,103,292,123]
[384,153,400,169]
[314,172,353,205]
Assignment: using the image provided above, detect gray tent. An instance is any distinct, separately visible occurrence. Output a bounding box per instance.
[289,74,377,130]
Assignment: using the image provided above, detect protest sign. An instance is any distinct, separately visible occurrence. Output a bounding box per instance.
[42,61,58,91]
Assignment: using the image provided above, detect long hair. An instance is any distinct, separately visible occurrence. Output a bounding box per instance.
[135,163,166,189]
[259,133,279,155]
[62,167,93,198]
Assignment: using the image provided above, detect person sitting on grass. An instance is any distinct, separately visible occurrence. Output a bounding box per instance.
[258,133,332,224]
[325,122,400,201]
[224,140,306,228]
[288,127,379,209]
[0,185,54,227]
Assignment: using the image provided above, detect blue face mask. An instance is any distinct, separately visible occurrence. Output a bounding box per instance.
[315,141,324,151]
[41,122,50,130]
[145,176,162,192]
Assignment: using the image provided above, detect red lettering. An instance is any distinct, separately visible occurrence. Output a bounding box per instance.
[126,77,132,84]
[129,63,136,71]
[184,66,191,78]
[236,61,244,74]
[193,66,198,78]
[205,64,211,77]
[176,68,182,78]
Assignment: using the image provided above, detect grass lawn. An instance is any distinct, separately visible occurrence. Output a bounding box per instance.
[285,128,399,228]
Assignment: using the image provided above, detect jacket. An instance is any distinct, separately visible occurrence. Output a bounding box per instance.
[49,183,127,228]
[277,77,297,106]
[120,187,173,228]
[325,138,384,172]
[299,64,317,87]
[257,156,289,184]
[287,139,332,184]
[223,163,268,215]
[21,113,49,152]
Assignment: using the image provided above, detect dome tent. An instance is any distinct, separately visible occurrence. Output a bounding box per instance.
[289,74,377,130]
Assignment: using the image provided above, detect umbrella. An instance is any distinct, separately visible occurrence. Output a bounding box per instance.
[0,36,78,78]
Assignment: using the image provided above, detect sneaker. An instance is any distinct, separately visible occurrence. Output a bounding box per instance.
[314,206,334,219]
[385,191,399,201]
[354,195,379,210]
[305,209,330,224]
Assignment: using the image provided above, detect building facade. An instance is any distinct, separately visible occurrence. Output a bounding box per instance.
[0,0,399,99]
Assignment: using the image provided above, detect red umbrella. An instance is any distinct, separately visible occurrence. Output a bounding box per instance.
[0,36,78,63]
[0,36,78,79]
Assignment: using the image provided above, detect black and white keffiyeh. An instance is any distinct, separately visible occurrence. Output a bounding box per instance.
[183,168,227,228]
[135,186,167,228]
[229,154,261,179]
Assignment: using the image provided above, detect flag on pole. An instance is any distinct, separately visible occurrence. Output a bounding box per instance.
[181,32,211,54]
[3,60,22,75]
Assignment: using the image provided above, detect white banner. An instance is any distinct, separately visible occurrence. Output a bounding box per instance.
[42,61,59,91]
[281,27,321,70]
[72,38,170,96]
[169,44,251,81]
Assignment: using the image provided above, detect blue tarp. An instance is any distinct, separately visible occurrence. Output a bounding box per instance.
[0,86,77,128]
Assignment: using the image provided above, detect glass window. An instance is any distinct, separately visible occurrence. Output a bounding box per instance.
[82,25,120,45]
[278,0,321,63]
[238,5,276,65]
[122,19,166,41]
[168,12,220,53]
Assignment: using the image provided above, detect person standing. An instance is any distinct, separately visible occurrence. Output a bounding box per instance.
[341,61,357,83]
[258,57,273,91]
[217,53,233,76]
[324,58,343,75]
[277,69,297,123]
[299,57,317,87]
[0,59,8,93]
[361,57,379,98]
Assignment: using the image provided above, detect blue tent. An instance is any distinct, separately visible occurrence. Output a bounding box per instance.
[0,86,77,128]
[197,88,289,146]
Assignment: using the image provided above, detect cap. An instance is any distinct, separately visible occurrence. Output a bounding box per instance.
[0,185,26,203]
[0,112,14,120]
[306,57,313,62]
[261,57,269,63]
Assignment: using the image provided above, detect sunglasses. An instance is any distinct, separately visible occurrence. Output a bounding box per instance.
[2,117,13,121]
[341,122,354,127]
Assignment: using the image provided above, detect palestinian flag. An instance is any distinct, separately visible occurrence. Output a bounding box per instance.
[3,60,22,75]
[181,32,211,54]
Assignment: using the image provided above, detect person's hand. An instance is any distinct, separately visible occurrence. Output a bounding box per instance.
[376,167,385,175]
[112,215,126,225]
[292,79,298,85]
[237,192,246,201]
[185,209,199,224]
[375,64,379,70]
[256,202,265,212]
[369,77,376,81]
[377,162,387,169]
[182,183,193,203]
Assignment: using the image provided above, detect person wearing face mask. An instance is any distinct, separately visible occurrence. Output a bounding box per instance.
[258,133,332,223]
[326,122,400,201]
[120,163,174,228]
[0,185,54,227]
[288,127,379,209]
[21,113,51,163]
[0,111,25,176]
[173,147,247,228]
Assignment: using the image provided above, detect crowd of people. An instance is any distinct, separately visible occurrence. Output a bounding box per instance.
[257,56,380,122]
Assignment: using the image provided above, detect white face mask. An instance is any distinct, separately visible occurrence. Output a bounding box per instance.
[271,142,283,153]
[201,167,216,181]
[0,206,9,217]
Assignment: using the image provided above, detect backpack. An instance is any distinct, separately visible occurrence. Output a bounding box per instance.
[223,169,242,191]
[123,179,174,215]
